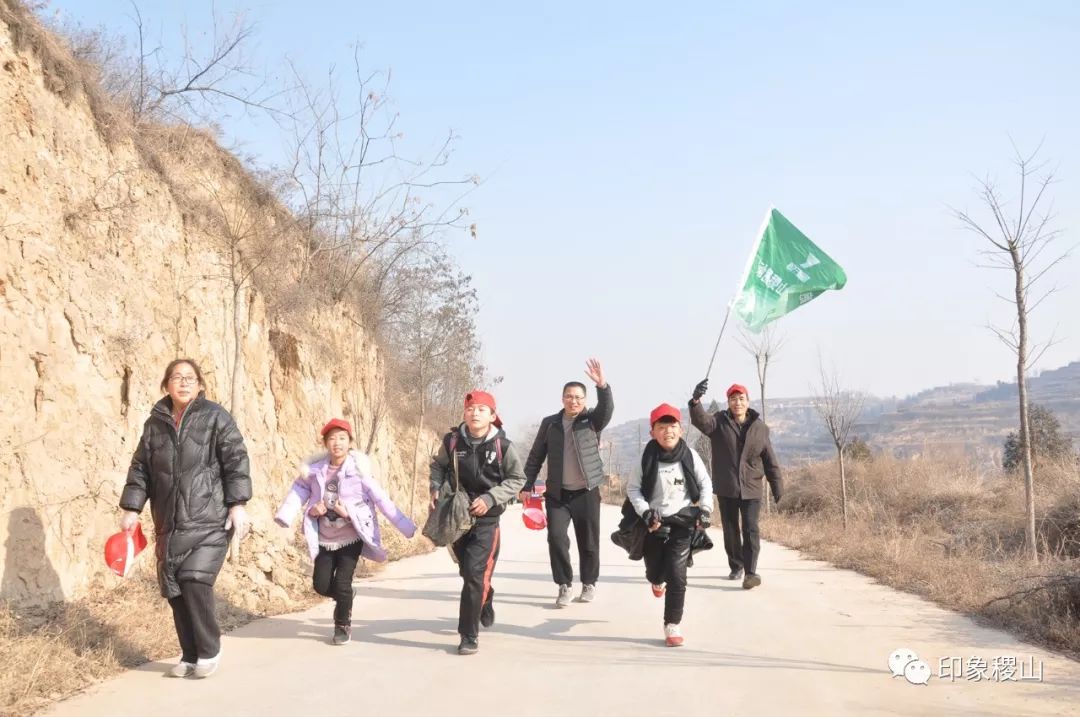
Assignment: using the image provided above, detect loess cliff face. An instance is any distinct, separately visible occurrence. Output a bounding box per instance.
[0,6,429,607]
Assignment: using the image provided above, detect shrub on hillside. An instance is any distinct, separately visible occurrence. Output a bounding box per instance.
[1002,404,1076,472]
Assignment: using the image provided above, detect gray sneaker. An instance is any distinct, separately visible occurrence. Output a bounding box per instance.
[192,652,221,679]
[332,625,352,645]
[555,584,572,608]
[578,584,596,603]
[166,660,195,678]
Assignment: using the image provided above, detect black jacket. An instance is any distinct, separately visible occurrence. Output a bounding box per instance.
[689,404,782,501]
[524,384,614,499]
[121,394,252,598]
[429,426,526,518]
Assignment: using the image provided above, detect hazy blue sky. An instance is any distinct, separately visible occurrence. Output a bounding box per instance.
[58,1,1080,434]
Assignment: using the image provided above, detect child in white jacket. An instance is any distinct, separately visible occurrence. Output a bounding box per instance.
[275,419,416,644]
[627,403,712,647]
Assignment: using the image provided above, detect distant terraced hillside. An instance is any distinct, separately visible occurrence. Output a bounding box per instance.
[603,360,1080,473]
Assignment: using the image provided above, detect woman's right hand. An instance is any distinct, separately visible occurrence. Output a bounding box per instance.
[120,511,140,532]
[308,501,327,517]
[429,490,440,511]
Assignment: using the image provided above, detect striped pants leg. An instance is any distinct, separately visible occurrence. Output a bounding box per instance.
[452,515,501,639]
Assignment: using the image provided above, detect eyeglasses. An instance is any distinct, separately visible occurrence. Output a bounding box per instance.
[169,375,199,386]
[562,395,586,402]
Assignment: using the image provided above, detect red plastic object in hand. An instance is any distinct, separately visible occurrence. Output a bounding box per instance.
[522,490,547,530]
[104,523,148,577]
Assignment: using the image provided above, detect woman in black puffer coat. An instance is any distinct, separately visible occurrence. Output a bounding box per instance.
[119,358,252,679]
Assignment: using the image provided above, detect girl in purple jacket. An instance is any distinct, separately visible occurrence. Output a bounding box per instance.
[275,418,416,644]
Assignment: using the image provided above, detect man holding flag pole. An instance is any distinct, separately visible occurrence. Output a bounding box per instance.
[690,207,846,589]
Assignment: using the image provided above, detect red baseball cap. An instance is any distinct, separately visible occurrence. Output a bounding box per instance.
[464,390,496,412]
[464,390,503,428]
[649,403,682,426]
[320,418,353,439]
[726,383,749,398]
[104,523,148,578]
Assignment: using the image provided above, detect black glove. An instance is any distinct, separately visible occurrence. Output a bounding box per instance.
[698,508,712,528]
[691,378,709,403]
[642,509,660,526]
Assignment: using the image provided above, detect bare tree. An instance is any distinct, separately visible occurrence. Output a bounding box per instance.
[380,252,484,515]
[277,51,478,299]
[66,3,282,126]
[197,176,279,415]
[737,325,786,423]
[814,359,865,530]
[953,143,1069,563]
[738,325,786,513]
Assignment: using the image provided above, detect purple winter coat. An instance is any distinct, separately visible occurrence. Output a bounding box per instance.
[274,450,416,561]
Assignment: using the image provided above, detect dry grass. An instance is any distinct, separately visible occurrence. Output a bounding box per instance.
[764,452,1080,657]
[1,0,126,144]
[599,473,627,505]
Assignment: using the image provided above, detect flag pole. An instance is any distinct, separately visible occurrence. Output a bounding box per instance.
[703,207,774,380]
[704,302,732,379]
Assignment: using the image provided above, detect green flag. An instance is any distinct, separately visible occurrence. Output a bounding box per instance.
[731,208,847,331]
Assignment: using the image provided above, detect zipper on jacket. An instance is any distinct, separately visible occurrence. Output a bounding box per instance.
[167,399,196,542]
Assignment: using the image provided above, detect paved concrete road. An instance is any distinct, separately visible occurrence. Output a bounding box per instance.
[44,505,1080,716]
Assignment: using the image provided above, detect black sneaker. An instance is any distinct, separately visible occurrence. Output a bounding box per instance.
[333,624,351,645]
[480,590,495,628]
[457,636,479,655]
[728,568,744,581]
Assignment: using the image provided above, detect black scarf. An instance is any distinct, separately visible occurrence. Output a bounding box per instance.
[640,439,700,504]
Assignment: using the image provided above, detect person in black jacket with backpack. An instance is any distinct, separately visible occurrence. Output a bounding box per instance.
[120,359,252,679]
[429,390,525,655]
[522,358,613,608]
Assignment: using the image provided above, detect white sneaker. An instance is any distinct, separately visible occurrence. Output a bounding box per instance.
[166,660,195,678]
[193,651,221,678]
[664,623,684,647]
[578,584,596,603]
[555,584,572,608]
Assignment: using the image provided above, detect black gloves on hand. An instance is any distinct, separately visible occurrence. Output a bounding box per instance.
[698,508,712,528]
[642,509,660,526]
[691,378,709,403]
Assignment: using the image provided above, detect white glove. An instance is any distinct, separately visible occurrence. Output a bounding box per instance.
[225,504,250,539]
[120,510,140,532]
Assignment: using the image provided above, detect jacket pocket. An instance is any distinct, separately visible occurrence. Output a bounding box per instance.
[186,468,219,523]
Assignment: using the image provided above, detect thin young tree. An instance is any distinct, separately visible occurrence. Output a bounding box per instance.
[199,176,280,416]
[737,325,786,513]
[953,143,1069,563]
[382,253,481,515]
[814,359,864,530]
